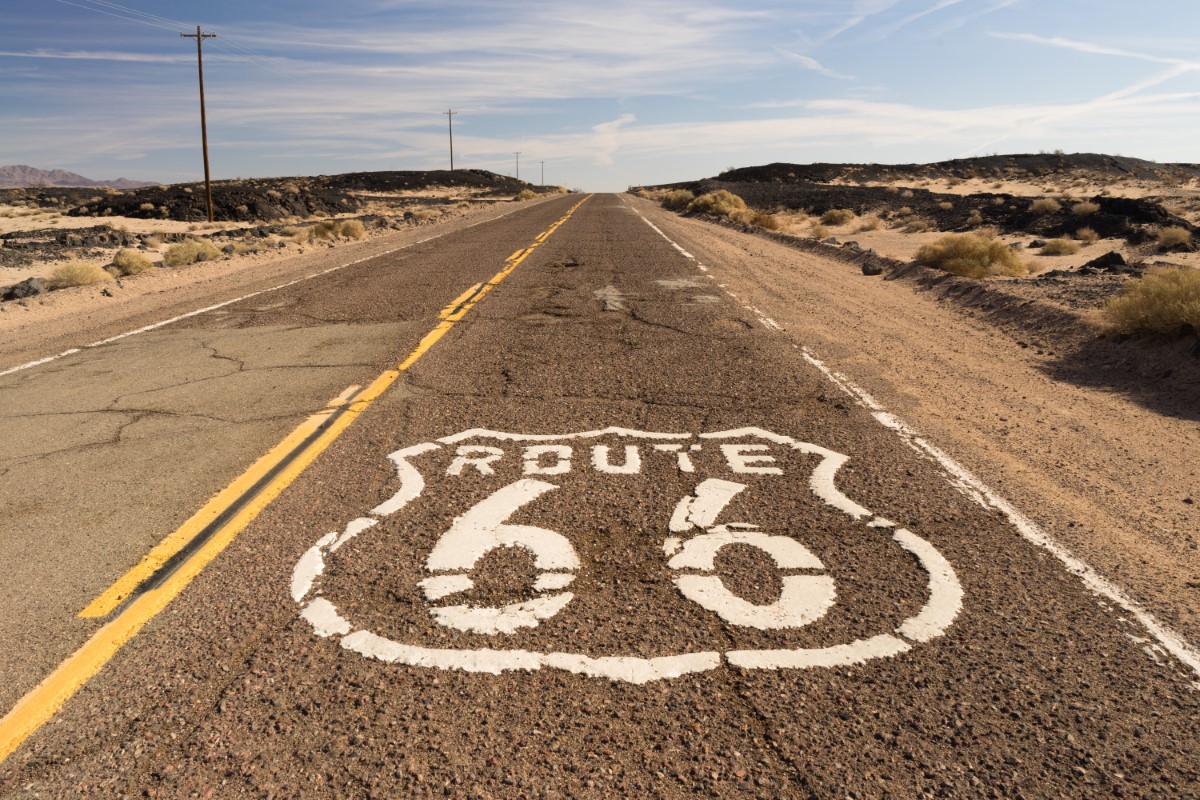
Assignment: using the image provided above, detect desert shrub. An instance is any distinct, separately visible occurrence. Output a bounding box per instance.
[111,248,154,276]
[728,209,780,230]
[937,201,954,211]
[139,202,156,212]
[1072,201,1101,216]
[1103,267,1200,336]
[660,189,695,211]
[162,238,222,267]
[312,220,340,239]
[282,182,300,194]
[236,204,250,215]
[1157,226,1193,248]
[897,206,913,216]
[45,261,114,290]
[966,209,984,226]
[340,219,366,239]
[412,209,441,222]
[142,235,162,248]
[885,186,899,194]
[819,208,855,225]
[1075,227,1099,244]
[992,197,1006,206]
[903,219,931,233]
[266,189,282,199]
[809,223,829,239]
[1030,198,1062,214]
[514,189,538,201]
[900,189,914,198]
[1041,238,1079,255]
[687,190,747,217]
[914,233,1027,279]
[856,216,882,232]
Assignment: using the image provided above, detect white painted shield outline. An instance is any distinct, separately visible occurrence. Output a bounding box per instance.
[291,427,963,684]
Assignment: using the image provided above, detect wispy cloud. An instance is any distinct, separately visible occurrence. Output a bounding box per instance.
[818,0,903,43]
[777,49,854,80]
[865,0,964,39]
[990,32,1200,67]
[0,48,189,63]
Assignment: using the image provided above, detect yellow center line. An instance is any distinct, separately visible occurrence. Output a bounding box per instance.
[0,194,591,765]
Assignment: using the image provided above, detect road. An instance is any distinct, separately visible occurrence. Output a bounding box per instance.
[1,193,1198,797]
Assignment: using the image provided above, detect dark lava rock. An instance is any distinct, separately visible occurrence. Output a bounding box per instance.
[1029,239,1046,248]
[861,259,885,276]
[842,241,864,253]
[1009,241,1023,249]
[2,277,46,301]
[221,244,237,254]
[1083,251,1127,271]
[821,236,839,245]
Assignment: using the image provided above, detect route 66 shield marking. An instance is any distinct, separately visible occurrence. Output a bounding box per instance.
[291,427,963,684]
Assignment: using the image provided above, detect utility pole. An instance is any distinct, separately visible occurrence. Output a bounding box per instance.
[540,160,545,186]
[514,152,521,181]
[181,25,217,222]
[443,109,457,170]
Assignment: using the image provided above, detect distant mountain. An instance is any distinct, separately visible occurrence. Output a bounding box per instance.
[0,165,157,190]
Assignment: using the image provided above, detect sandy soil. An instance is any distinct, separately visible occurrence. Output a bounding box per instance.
[773,213,1200,274]
[630,195,1200,647]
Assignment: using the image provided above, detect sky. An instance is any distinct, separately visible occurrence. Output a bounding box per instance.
[2,1,1199,191]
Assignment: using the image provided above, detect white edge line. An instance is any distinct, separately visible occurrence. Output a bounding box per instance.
[633,204,1200,685]
[0,201,539,378]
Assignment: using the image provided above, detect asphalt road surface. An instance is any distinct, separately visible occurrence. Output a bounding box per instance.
[1,194,1198,798]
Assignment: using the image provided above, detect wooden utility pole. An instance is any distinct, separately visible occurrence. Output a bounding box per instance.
[540,160,545,186]
[443,109,457,170]
[181,25,217,222]
[513,152,521,181]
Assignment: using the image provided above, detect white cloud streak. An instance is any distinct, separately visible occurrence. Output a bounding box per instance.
[777,49,854,80]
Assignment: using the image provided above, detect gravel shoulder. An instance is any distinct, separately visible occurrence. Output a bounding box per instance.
[628,195,1200,645]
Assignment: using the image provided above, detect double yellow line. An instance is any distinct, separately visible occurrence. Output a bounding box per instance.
[0,195,590,764]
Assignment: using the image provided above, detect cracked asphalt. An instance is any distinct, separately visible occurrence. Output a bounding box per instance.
[1,194,1198,798]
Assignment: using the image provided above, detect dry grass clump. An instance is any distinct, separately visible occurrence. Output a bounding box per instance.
[412,209,441,222]
[1072,201,1101,216]
[914,233,1027,279]
[902,218,931,233]
[1030,198,1062,214]
[900,189,914,198]
[688,190,747,217]
[1041,238,1080,255]
[111,248,154,276]
[819,208,855,225]
[660,189,695,211]
[1157,225,1193,248]
[1075,227,1099,244]
[937,201,954,211]
[1104,267,1200,336]
[340,219,366,239]
[856,216,882,232]
[45,261,115,290]
[514,189,538,201]
[809,223,830,240]
[139,202,156,212]
[966,209,984,227]
[162,238,222,267]
[311,220,341,240]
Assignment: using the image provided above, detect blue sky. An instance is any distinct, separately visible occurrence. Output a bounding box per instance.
[2,0,1199,191]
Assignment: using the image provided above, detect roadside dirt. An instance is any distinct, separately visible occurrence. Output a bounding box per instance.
[628,195,1200,646]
